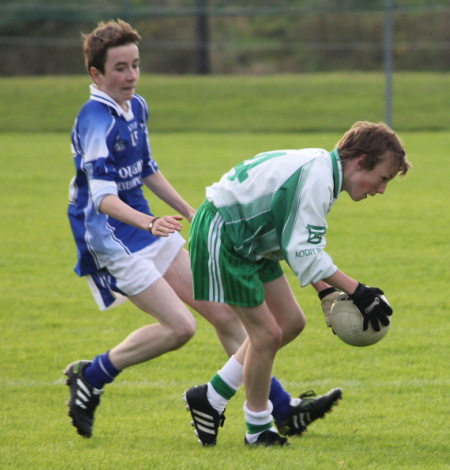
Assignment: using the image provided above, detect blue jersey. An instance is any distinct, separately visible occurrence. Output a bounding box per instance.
[68,85,159,276]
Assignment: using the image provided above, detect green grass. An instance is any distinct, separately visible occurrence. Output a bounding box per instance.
[0,72,449,133]
[1,74,450,469]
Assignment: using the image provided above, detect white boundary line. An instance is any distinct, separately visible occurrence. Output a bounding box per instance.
[1,378,450,388]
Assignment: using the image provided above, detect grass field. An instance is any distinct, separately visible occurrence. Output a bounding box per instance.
[0,72,449,133]
[1,73,449,469]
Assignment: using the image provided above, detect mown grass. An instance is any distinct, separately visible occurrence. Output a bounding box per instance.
[1,73,449,469]
[0,72,449,133]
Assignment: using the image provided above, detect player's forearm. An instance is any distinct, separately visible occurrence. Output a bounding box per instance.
[322,269,359,296]
[143,171,195,221]
[99,194,154,231]
[311,280,333,293]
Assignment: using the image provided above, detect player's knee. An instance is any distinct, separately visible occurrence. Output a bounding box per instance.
[256,323,283,354]
[280,311,306,344]
[292,311,307,337]
[269,325,283,353]
[171,316,196,349]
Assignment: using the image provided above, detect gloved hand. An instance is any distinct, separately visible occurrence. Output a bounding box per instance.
[349,283,393,331]
[318,287,342,327]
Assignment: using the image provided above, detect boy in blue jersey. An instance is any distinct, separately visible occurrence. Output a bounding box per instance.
[184,122,411,446]
[65,19,243,439]
[64,19,337,440]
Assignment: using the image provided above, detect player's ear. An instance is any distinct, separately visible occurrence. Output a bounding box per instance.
[355,155,367,170]
[89,67,102,84]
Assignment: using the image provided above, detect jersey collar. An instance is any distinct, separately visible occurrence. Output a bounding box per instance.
[89,84,134,120]
[329,149,343,199]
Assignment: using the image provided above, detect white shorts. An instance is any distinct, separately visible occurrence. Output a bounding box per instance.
[86,232,185,311]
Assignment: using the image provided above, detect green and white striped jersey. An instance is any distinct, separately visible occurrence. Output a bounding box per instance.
[205,148,343,287]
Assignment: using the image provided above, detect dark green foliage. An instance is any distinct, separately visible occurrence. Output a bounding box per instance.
[0,1,449,74]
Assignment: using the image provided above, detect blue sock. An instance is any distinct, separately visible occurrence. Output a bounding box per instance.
[83,351,121,389]
[269,376,292,422]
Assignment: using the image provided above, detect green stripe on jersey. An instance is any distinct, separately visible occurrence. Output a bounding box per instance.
[271,162,313,261]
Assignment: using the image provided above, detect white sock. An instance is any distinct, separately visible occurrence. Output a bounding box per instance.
[218,354,244,390]
[207,355,243,414]
[207,383,227,414]
[244,400,276,443]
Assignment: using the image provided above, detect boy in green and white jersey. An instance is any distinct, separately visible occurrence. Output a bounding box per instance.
[185,121,411,446]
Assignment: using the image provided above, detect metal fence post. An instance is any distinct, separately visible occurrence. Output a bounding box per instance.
[195,0,210,74]
[385,0,394,128]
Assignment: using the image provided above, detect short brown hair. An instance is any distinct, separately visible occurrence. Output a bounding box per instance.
[337,121,411,176]
[82,19,141,73]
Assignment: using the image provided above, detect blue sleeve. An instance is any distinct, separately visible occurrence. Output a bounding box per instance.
[77,104,119,210]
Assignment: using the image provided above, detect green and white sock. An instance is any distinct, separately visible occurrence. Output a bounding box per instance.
[207,355,243,414]
[243,400,276,444]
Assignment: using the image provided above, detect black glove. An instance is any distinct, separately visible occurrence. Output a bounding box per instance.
[349,283,393,331]
[318,287,339,301]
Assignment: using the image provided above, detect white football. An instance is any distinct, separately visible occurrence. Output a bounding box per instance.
[330,293,390,347]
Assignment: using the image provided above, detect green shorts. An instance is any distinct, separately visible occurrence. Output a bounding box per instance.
[189,200,283,307]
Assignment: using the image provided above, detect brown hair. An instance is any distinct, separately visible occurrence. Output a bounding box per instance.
[82,19,141,73]
[337,121,411,176]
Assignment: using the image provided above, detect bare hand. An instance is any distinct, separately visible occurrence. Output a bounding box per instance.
[151,215,183,237]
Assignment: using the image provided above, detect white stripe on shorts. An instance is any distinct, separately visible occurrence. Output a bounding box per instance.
[207,212,225,303]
